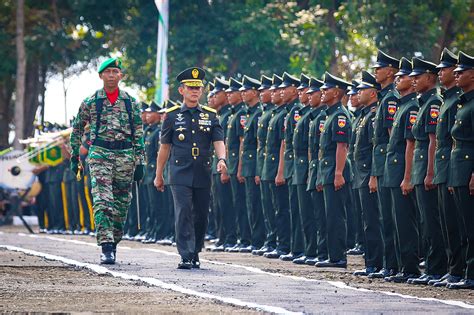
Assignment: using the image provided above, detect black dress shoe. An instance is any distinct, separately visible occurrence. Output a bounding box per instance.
[409,274,442,285]
[346,245,364,256]
[100,243,115,265]
[304,257,319,266]
[433,274,462,287]
[447,278,474,290]
[191,254,200,269]
[264,249,288,259]
[177,259,193,270]
[280,252,303,261]
[385,272,420,283]
[254,246,274,256]
[225,244,240,252]
[293,256,310,264]
[315,259,347,268]
[239,245,256,253]
[428,273,449,285]
[353,266,378,276]
[368,268,397,279]
[252,246,266,255]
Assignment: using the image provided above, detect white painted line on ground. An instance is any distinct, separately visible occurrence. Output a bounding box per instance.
[0,244,300,315]
[10,233,474,310]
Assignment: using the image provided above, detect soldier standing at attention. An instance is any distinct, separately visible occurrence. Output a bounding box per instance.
[370,50,400,279]
[306,77,328,265]
[352,71,384,276]
[431,48,465,287]
[155,67,226,269]
[239,75,266,252]
[253,75,277,256]
[383,58,420,283]
[408,58,447,285]
[225,78,252,253]
[292,74,319,264]
[315,72,351,268]
[70,57,145,264]
[279,73,305,262]
[447,52,474,290]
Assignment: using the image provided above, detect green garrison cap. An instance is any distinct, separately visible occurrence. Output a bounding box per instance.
[98,57,123,73]
[357,71,381,90]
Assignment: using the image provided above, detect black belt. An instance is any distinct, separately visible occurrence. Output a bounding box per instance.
[93,139,133,150]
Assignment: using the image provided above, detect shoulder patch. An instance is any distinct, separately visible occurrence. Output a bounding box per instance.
[165,105,180,113]
[202,105,217,113]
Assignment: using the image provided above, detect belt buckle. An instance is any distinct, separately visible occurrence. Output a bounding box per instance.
[192,147,199,157]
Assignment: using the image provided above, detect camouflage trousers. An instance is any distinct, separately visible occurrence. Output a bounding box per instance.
[88,145,135,245]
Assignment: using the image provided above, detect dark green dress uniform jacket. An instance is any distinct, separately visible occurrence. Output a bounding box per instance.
[372,84,400,177]
[349,108,363,189]
[433,87,462,185]
[256,103,275,177]
[143,123,161,185]
[226,103,246,176]
[284,102,303,184]
[411,89,442,185]
[384,93,419,187]
[450,89,474,187]
[160,104,224,188]
[212,104,232,175]
[307,106,327,190]
[262,105,289,181]
[353,103,377,189]
[292,105,314,185]
[241,104,263,177]
[318,103,352,185]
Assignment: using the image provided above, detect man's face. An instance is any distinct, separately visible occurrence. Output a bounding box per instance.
[395,75,412,92]
[438,67,456,88]
[281,86,296,103]
[227,91,241,105]
[214,91,227,106]
[242,89,258,103]
[99,68,123,90]
[298,87,309,104]
[350,94,361,108]
[321,87,336,103]
[271,89,282,104]
[413,73,434,93]
[374,67,393,84]
[178,85,203,103]
[259,89,272,103]
[455,69,474,90]
[357,88,373,105]
[141,112,148,123]
[148,112,161,124]
[308,91,322,107]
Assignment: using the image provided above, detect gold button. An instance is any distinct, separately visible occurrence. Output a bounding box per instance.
[324,161,328,165]
[380,148,384,153]
[420,155,423,159]
[466,155,470,159]
[394,159,397,163]
[232,153,235,156]
[193,156,197,160]
[272,157,275,161]
[264,153,267,156]
[192,119,195,122]
[249,154,253,158]
[289,155,293,158]
[300,159,304,163]
[192,130,195,134]
[441,155,445,159]
[193,143,197,146]
[175,160,179,163]
[363,163,366,167]
[312,163,316,167]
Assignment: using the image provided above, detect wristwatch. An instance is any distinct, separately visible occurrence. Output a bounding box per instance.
[217,157,227,165]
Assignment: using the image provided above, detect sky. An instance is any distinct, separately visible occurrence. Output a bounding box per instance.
[44,69,140,125]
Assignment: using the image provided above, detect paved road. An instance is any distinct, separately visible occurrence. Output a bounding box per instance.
[1,231,473,314]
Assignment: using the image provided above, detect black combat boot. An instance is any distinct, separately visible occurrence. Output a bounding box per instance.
[100,242,115,265]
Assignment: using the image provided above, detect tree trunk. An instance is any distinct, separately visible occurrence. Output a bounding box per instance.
[14,0,26,149]
[431,13,452,60]
[0,81,13,150]
[24,59,40,138]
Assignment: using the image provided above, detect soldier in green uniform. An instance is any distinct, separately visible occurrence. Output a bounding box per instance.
[253,75,277,256]
[368,50,400,279]
[278,72,305,262]
[263,74,292,259]
[383,57,420,283]
[239,75,266,251]
[430,48,465,287]
[447,51,474,290]
[225,78,252,252]
[77,131,94,235]
[70,57,145,264]
[315,72,351,268]
[306,77,328,265]
[209,78,238,252]
[408,57,447,285]
[346,80,365,256]
[292,74,319,264]
[352,71,384,276]
[45,162,66,234]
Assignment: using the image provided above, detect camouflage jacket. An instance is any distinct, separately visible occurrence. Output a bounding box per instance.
[70,88,145,165]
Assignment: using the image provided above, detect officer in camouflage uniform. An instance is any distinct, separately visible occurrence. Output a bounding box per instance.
[70,57,145,264]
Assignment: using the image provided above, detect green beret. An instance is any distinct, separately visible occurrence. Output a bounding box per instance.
[98,57,123,73]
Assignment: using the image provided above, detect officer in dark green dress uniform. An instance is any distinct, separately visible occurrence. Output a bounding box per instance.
[306,77,328,265]
[383,58,420,282]
[45,162,66,234]
[225,78,252,252]
[408,57,447,284]
[63,154,81,234]
[279,72,305,262]
[346,80,366,256]
[155,67,226,269]
[78,132,93,235]
[253,75,277,256]
[209,78,238,252]
[263,74,292,259]
[370,50,400,278]
[240,75,266,251]
[447,51,474,290]
[352,71,384,276]
[431,48,465,287]
[315,72,351,268]
[292,74,319,264]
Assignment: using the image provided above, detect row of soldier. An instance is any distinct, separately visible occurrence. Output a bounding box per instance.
[202,49,473,290]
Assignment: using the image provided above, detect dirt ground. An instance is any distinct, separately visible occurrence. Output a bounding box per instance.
[0,248,255,314]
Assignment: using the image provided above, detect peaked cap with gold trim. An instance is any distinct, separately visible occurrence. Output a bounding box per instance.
[176,67,206,87]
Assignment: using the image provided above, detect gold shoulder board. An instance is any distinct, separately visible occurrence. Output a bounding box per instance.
[202,105,217,113]
[165,105,180,113]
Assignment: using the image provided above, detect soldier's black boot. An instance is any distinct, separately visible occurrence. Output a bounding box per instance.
[100,242,115,265]
[192,253,200,269]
